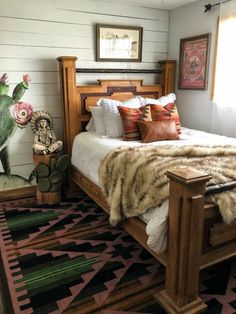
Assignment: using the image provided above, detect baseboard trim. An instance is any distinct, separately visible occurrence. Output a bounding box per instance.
[0,185,36,201]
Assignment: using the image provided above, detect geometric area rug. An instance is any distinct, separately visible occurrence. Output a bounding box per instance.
[0,193,236,314]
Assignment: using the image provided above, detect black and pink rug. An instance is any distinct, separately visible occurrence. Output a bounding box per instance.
[0,194,235,314]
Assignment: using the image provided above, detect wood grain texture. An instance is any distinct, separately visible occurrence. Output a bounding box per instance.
[58,56,236,313]
[0,185,36,201]
[155,172,210,312]
[210,221,236,246]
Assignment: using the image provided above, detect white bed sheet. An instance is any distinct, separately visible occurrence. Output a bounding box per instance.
[71,128,236,253]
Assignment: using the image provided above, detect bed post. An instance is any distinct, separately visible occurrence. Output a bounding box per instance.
[155,169,211,314]
[159,60,176,95]
[57,56,78,156]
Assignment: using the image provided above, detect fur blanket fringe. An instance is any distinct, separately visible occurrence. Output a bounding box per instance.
[99,145,236,226]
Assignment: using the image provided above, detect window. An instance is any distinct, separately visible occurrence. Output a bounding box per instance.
[213,8,236,107]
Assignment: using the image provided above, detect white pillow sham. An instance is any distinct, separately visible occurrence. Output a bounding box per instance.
[89,106,106,135]
[144,93,176,106]
[100,97,144,138]
[100,99,123,138]
[85,117,96,132]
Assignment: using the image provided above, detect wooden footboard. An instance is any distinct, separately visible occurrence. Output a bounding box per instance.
[72,166,236,314]
[201,204,236,269]
[156,169,236,313]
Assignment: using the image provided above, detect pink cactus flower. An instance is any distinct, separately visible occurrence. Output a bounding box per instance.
[23,74,31,84]
[0,73,8,84]
[9,102,33,127]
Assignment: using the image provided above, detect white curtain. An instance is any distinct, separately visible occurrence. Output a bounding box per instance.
[211,0,236,137]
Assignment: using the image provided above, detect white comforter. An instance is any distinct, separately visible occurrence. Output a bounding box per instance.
[71,128,236,253]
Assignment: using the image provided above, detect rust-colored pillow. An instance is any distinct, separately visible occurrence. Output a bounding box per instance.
[118,105,152,141]
[137,119,180,143]
[150,102,181,134]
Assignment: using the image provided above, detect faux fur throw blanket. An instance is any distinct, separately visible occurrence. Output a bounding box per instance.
[99,145,236,226]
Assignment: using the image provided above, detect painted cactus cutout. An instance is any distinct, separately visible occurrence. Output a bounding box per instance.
[0,73,33,186]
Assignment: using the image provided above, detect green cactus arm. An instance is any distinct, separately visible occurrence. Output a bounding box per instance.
[36,163,50,178]
[0,73,9,96]
[38,177,51,192]
[0,84,9,96]
[12,82,26,102]
[50,158,57,172]
[56,154,70,172]
[50,171,63,184]
[0,96,17,151]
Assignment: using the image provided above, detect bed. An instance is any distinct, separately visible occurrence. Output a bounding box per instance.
[57,56,236,314]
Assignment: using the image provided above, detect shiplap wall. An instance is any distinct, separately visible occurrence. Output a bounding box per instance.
[0,0,169,185]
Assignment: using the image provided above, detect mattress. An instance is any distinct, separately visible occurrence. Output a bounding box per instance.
[71,127,236,253]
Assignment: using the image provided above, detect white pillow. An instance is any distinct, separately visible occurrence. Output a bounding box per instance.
[124,96,144,108]
[89,106,106,135]
[100,99,123,138]
[144,93,176,106]
[100,97,144,138]
[85,117,96,132]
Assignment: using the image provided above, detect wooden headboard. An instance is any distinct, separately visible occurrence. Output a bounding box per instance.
[57,56,176,156]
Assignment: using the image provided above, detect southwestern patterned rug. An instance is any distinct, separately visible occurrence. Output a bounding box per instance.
[0,193,235,314]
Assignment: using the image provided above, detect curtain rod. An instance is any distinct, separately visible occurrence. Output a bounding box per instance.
[204,0,231,13]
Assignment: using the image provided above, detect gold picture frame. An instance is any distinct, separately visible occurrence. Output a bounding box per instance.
[96,24,143,62]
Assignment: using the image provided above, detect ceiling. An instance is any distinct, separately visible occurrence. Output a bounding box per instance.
[106,0,199,10]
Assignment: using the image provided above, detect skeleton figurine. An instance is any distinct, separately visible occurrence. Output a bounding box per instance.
[31,111,63,155]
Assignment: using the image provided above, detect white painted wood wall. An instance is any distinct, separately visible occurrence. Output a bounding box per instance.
[0,0,169,186]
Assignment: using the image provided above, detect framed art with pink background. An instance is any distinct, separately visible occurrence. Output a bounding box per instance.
[178,33,210,90]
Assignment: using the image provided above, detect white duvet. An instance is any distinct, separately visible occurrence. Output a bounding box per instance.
[71,128,236,253]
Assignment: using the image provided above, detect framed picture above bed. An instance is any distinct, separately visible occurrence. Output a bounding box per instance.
[96,24,143,62]
[178,33,211,90]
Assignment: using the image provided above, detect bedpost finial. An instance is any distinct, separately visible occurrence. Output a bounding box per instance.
[57,56,78,62]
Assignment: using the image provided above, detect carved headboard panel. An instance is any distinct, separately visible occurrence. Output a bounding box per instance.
[57,56,176,155]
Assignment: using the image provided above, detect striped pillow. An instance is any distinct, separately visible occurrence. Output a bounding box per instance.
[150,102,181,134]
[118,105,152,141]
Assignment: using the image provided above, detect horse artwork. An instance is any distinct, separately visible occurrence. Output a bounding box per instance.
[0,73,34,189]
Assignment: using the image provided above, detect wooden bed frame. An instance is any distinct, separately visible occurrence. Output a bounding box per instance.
[57,56,236,314]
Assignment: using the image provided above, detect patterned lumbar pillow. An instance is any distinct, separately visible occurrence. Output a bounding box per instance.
[150,102,181,134]
[118,105,152,141]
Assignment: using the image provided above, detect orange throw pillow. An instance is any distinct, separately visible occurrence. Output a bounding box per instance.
[118,105,152,140]
[138,119,180,143]
[150,102,181,134]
